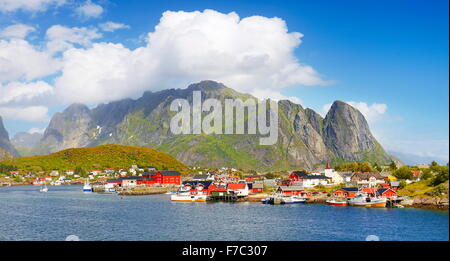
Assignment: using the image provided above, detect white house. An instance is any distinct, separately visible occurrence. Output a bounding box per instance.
[301,174,330,188]
[228,183,249,196]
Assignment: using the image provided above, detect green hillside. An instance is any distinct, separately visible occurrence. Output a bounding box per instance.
[1,144,188,173]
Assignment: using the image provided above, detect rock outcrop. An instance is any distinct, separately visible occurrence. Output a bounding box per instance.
[0,116,18,157]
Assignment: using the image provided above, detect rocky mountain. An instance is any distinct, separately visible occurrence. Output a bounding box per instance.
[32,80,395,170]
[0,116,18,157]
[11,131,43,156]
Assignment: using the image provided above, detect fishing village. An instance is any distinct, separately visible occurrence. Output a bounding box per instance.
[1,160,448,210]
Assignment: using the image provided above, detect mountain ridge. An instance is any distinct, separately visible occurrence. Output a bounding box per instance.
[30,80,396,170]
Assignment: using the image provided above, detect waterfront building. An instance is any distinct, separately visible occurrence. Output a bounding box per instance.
[248,182,264,194]
[376,188,397,199]
[227,183,249,196]
[332,188,359,198]
[276,185,304,196]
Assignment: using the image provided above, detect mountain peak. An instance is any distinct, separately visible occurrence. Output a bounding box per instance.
[187,80,227,91]
[64,103,91,114]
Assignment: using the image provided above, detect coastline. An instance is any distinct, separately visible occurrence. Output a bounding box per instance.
[1,184,448,211]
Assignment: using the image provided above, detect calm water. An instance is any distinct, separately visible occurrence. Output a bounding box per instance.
[0,185,448,241]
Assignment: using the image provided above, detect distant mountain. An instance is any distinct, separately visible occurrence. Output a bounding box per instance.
[31,80,396,171]
[2,144,188,172]
[11,132,43,156]
[0,116,18,157]
[388,150,448,166]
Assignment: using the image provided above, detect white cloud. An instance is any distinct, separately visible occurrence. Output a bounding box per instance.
[54,9,328,104]
[0,106,49,122]
[28,127,45,134]
[0,39,61,82]
[0,0,66,12]
[75,0,103,19]
[99,21,130,32]
[46,25,102,54]
[0,81,54,104]
[0,24,36,39]
[321,101,387,123]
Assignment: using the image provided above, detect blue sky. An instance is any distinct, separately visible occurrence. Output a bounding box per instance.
[0,0,448,164]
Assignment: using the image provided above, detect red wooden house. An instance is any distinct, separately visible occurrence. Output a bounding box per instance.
[248,182,264,193]
[277,185,305,196]
[288,171,308,181]
[332,188,358,198]
[376,188,397,199]
[141,171,181,185]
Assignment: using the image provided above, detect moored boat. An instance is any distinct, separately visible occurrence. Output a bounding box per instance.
[281,195,307,204]
[326,198,348,206]
[39,183,48,192]
[170,191,207,202]
[348,192,386,207]
[83,179,92,192]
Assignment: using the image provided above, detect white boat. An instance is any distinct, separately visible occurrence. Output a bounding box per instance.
[281,195,307,204]
[326,198,348,206]
[348,192,386,207]
[170,191,207,202]
[103,183,116,193]
[40,183,48,192]
[83,180,92,192]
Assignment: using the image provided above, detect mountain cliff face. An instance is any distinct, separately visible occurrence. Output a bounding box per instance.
[32,80,394,170]
[0,116,18,157]
[323,101,391,163]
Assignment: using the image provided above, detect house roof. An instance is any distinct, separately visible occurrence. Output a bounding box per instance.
[182,181,213,189]
[159,170,181,176]
[351,172,384,180]
[335,187,359,192]
[278,185,303,191]
[252,183,264,189]
[107,179,122,183]
[192,174,209,180]
[377,188,396,194]
[302,175,330,180]
[227,183,247,190]
[122,176,143,180]
[290,171,308,177]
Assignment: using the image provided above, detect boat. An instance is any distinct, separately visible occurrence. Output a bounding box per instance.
[165,191,177,195]
[39,183,48,192]
[170,191,207,202]
[281,195,307,204]
[103,183,116,193]
[348,192,386,207]
[264,193,306,204]
[326,198,348,206]
[83,180,92,192]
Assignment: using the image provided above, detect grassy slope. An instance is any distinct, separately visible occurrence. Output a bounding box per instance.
[1,144,188,173]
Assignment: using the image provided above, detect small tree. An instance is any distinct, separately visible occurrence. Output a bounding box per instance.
[398,180,407,189]
[420,169,433,180]
[389,161,397,171]
[431,166,449,186]
[393,166,413,180]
